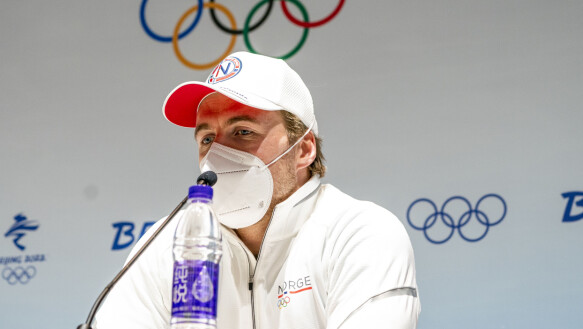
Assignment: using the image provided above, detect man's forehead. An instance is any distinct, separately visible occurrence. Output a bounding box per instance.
[196,92,273,120]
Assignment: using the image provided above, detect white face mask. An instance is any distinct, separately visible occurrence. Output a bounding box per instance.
[199,125,312,229]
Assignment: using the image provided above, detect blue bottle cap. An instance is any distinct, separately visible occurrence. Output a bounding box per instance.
[188,185,213,200]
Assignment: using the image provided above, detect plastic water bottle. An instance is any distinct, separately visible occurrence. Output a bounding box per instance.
[171,184,222,329]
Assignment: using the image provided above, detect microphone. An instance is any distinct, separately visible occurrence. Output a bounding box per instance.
[197,171,218,186]
[76,171,218,329]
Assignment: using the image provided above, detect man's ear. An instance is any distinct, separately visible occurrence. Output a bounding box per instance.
[296,131,317,171]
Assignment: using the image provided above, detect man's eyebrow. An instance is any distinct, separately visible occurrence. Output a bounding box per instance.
[226,115,258,126]
[195,123,210,137]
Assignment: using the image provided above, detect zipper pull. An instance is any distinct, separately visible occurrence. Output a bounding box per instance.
[248,278,253,291]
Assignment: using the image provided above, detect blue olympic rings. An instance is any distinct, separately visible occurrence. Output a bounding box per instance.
[406,194,507,244]
[2,266,37,285]
[140,0,204,43]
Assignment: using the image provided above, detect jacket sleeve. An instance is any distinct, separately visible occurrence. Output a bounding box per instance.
[325,205,421,329]
[94,218,173,329]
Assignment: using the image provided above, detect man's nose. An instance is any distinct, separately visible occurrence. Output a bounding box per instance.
[213,133,227,146]
[212,133,239,151]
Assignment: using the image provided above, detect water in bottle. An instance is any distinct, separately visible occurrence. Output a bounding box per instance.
[171,184,222,329]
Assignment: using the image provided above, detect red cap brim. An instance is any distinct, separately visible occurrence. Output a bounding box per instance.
[163,83,216,128]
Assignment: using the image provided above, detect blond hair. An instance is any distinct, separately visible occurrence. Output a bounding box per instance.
[280,111,326,178]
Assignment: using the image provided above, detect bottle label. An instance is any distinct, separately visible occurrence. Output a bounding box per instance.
[172,260,219,322]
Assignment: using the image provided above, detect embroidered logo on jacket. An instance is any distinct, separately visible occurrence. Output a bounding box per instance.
[277,275,312,309]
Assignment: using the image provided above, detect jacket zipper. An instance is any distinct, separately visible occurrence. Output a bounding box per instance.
[235,240,256,329]
[249,277,256,329]
[245,207,277,329]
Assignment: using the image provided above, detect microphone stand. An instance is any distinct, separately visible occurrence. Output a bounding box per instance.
[77,171,217,329]
[77,195,188,329]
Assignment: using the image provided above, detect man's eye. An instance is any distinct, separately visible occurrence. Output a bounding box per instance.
[236,129,252,136]
[201,136,214,145]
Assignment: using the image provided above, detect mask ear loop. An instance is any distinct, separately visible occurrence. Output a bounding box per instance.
[264,120,316,168]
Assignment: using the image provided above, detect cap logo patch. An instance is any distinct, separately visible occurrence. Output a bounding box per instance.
[207,56,242,84]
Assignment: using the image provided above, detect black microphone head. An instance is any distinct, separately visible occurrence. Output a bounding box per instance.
[197,171,218,187]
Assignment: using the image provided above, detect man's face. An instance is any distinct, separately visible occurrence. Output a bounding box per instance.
[195,92,299,205]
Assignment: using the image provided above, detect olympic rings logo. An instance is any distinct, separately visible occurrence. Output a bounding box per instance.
[2,266,37,285]
[406,194,507,244]
[139,0,345,70]
[277,295,291,309]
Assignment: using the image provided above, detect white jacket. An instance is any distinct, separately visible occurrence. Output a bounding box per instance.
[95,176,420,328]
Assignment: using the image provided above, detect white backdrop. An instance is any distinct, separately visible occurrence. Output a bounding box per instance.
[1,1,582,328]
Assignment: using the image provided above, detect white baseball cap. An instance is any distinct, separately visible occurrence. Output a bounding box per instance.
[163,51,318,135]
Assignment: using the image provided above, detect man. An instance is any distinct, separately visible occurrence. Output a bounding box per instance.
[96,51,420,328]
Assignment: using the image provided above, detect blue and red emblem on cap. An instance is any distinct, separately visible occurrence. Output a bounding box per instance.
[207,57,242,84]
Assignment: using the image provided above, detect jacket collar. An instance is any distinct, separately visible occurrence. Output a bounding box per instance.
[220,175,322,274]
[267,175,322,241]
[249,175,321,279]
